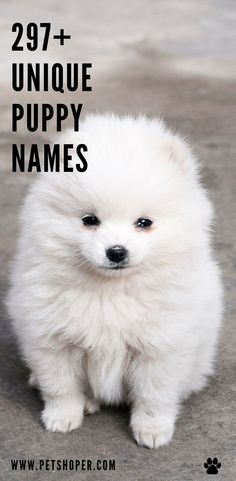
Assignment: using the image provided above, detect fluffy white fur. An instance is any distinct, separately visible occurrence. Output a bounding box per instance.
[7,114,223,449]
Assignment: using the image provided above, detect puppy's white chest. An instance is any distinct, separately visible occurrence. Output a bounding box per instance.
[85,338,127,404]
[67,288,160,401]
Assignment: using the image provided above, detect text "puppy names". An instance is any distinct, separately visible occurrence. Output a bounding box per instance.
[11,23,91,172]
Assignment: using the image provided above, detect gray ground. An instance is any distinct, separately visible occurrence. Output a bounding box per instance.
[0,1,236,480]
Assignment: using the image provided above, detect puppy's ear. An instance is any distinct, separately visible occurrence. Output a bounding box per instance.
[162,133,199,177]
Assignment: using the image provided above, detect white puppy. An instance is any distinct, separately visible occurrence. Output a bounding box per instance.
[7,114,223,449]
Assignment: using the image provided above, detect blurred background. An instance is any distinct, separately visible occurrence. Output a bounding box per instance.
[0,1,235,480]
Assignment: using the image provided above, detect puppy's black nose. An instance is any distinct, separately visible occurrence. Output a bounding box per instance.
[106,245,128,263]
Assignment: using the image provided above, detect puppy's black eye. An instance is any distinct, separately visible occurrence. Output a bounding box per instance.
[135,218,153,229]
[82,215,100,227]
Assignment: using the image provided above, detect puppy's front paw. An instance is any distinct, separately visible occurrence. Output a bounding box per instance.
[42,396,84,433]
[131,411,175,449]
[132,424,174,449]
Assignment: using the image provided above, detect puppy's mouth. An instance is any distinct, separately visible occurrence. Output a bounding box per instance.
[106,264,128,270]
[103,263,129,270]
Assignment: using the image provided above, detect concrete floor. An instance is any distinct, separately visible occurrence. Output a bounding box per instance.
[0,1,236,480]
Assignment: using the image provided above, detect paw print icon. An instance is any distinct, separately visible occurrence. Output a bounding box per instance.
[204,457,221,474]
